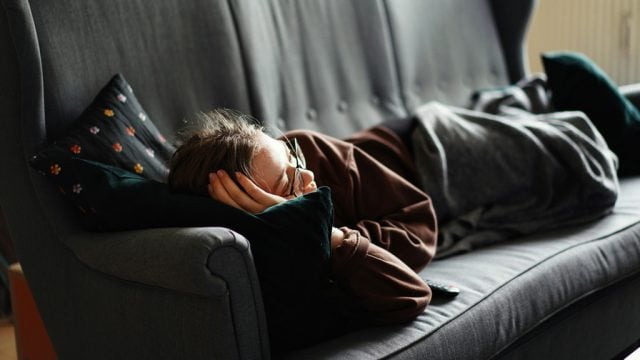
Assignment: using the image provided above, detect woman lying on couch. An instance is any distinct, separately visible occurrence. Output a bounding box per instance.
[167,88,619,338]
[168,108,438,327]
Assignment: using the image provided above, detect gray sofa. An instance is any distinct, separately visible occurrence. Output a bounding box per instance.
[1,0,640,359]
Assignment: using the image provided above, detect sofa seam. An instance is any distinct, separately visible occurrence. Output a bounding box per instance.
[225,0,259,118]
[380,0,410,115]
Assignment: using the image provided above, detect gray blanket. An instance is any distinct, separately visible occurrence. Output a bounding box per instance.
[412,88,619,258]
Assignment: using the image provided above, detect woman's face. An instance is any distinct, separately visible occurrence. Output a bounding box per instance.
[250,132,316,198]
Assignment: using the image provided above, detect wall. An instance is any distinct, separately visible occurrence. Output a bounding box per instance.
[527,0,640,85]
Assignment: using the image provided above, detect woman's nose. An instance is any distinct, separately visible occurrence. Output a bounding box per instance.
[299,169,317,195]
[300,169,314,186]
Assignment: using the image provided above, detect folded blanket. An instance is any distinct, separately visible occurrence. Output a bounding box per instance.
[411,99,619,258]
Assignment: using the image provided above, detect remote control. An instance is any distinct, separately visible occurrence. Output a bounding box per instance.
[425,279,460,297]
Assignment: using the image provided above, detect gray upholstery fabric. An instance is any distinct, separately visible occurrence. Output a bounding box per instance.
[230,0,407,138]
[50,265,240,359]
[386,0,510,110]
[2,0,640,358]
[0,0,269,358]
[496,272,640,360]
[30,0,252,143]
[66,227,270,359]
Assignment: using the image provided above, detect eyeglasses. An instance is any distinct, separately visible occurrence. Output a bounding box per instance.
[283,138,307,197]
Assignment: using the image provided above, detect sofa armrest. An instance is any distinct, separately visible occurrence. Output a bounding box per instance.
[66,227,254,296]
[65,226,270,359]
[620,83,640,109]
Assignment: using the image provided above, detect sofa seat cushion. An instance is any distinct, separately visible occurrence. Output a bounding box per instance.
[284,177,640,359]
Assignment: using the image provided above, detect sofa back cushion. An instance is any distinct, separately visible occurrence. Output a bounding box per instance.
[27,0,253,150]
[386,0,510,110]
[19,0,533,147]
[231,0,531,137]
[2,0,536,255]
[230,0,408,138]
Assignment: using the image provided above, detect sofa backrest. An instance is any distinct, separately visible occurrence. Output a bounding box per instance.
[231,0,534,138]
[0,0,536,247]
[3,0,535,147]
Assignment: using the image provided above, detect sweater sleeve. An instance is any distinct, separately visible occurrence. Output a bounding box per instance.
[286,129,438,324]
[287,129,438,272]
[331,227,432,324]
[341,131,437,272]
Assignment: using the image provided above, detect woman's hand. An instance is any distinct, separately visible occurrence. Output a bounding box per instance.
[330,227,345,250]
[208,170,287,214]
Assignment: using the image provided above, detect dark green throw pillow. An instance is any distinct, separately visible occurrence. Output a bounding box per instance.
[542,51,640,175]
[70,158,331,260]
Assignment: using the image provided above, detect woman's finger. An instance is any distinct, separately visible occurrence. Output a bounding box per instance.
[215,170,266,213]
[208,173,242,210]
[236,172,287,208]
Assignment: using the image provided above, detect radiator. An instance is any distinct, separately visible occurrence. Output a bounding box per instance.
[527,0,639,85]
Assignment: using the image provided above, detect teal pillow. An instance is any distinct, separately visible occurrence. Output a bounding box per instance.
[73,158,331,259]
[542,51,640,175]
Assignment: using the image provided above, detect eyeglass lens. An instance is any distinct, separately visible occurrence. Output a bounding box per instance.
[286,138,306,196]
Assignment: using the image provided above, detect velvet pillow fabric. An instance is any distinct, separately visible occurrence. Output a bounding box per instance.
[542,51,640,175]
[68,158,332,261]
[30,74,175,184]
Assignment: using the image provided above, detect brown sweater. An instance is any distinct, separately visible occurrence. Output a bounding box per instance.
[285,126,438,324]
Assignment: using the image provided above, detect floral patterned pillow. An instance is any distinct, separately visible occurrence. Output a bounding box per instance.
[30,73,175,199]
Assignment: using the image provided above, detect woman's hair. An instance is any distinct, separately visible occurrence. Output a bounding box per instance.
[168,108,263,195]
